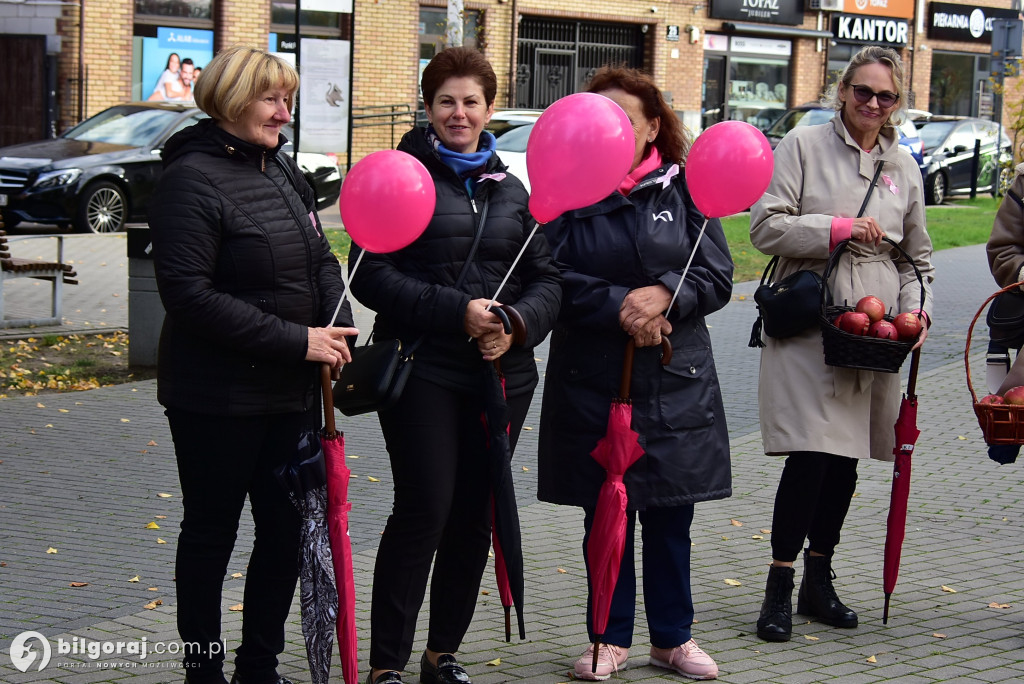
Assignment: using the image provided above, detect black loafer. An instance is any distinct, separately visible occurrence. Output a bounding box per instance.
[420,652,471,684]
[367,671,403,684]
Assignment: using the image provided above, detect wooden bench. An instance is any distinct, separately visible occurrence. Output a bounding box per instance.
[0,229,79,328]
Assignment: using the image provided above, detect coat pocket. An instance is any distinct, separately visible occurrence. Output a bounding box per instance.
[658,346,716,430]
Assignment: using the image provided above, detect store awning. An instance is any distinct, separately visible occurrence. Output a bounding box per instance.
[721,22,833,39]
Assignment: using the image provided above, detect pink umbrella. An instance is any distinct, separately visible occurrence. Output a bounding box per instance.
[321,365,358,684]
[587,339,670,672]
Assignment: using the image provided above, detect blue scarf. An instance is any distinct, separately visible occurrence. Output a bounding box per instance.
[427,126,496,197]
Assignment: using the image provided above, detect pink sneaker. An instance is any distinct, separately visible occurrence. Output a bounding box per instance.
[573,643,628,681]
[649,639,718,680]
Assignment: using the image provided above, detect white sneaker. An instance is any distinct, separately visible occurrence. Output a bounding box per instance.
[573,643,628,681]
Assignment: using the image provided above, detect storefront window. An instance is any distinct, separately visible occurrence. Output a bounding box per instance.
[271,1,347,31]
[930,51,990,117]
[702,36,790,133]
[419,7,481,60]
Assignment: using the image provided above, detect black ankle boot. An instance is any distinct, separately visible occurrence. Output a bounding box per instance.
[796,550,858,628]
[756,564,795,642]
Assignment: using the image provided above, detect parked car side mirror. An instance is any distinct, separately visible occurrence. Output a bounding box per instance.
[952,144,968,155]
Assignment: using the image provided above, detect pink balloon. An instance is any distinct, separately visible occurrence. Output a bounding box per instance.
[685,121,774,218]
[526,93,635,224]
[340,150,435,253]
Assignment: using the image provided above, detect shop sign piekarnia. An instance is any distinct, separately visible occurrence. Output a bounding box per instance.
[832,14,909,45]
[927,2,1019,43]
[710,0,804,26]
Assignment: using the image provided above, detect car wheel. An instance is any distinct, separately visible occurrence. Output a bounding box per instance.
[926,172,946,205]
[75,181,126,233]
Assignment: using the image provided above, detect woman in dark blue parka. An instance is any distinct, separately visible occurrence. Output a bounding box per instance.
[538,67,733,681]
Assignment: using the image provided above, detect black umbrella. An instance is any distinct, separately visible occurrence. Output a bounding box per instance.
[275,429,338,684]
[479,305,527,641]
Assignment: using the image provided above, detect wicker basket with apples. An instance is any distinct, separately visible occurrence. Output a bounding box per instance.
[966,281,1024,445]
[820,238,926,374]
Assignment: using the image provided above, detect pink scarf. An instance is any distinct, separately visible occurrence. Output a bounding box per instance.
[618,148,663,195]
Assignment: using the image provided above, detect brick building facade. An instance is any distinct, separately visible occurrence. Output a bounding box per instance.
[0,0,1020,162]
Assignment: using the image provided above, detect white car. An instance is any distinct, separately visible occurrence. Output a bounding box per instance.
[494,122,532,193]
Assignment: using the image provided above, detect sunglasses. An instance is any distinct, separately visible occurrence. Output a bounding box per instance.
[849,84,899,109]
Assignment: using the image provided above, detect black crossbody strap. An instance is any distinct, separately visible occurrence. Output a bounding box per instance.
[857,161,885,219]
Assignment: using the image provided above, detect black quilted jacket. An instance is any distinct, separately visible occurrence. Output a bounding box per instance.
[149,118,351,415]
[347,127,561,398]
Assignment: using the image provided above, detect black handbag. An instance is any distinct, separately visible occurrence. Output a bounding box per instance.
[988,287,1024,349]
[333,337,420,417]
[332,197,490,416]
[748,260,823,345]
[748,161,884,348]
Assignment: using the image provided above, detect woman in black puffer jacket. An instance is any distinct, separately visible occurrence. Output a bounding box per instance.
[149,46,357,684]
[349,47,560,684]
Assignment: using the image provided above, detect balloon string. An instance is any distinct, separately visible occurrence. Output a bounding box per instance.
[467,221,541,342]
[329,249,364,329]
[666,217,709,315]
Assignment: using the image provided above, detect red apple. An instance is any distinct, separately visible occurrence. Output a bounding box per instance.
[893,312,923,341]
[838,311,870,335]
[856,295,886,323]
[981,394,1006,404]
[868,319,899,340]
[1004,386,1024,405]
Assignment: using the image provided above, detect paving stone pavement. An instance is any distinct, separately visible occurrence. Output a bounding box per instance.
[2,234,1023,683]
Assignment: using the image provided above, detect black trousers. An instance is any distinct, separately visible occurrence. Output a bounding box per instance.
[770,451,859,563]
[369,374,531,671]
[167,407,316,684]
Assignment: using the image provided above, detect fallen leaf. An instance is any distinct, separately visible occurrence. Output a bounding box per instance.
[128,575,140,582]
[481,590,490,595]
[760,529,771,534]
[523,426,533,431]
[941,585,957,593]
[988,602,1011,609]
[957,435,967,440]
[143,600,163,610]
[120,418,130,423]
[228,603,244,612]
[36,402,45,408]
[148,587,159,591]
[557,568,567,574]
[522,466,530,472]
[932,633,946,638]
[69,582,88,587]
[145,521,160,529]
[730,519,743,527]
[155,515,167,519]
[752,535,764,540]
[45,424,53,428]
[157,538,167,544]
[46,547,58,554]
[804,635,819,641]
[58,408,69,413]
[349,454,360,459]
[486,658,501,666]
[866,655,877,663]
[231,572,243,579]
[367,476,380,482]
[721,536,729,540]
[724,578,742,586]
[147,441,158,446]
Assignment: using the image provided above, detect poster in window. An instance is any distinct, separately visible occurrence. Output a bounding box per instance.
[299,38,350,153]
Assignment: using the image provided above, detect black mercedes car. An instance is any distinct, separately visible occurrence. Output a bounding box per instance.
[0,102,342,233]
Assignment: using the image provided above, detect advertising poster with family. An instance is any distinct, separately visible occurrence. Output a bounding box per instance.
[139,27,214,102]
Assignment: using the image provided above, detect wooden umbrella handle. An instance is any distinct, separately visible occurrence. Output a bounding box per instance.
[321,363,336,437]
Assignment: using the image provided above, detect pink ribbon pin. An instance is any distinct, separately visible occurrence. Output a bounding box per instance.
[479,172,507,182]
[309,211,321,237]
[882,174,899,196]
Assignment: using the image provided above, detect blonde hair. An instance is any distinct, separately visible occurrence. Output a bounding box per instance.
[193,45,299,123]
[821,45,906,127]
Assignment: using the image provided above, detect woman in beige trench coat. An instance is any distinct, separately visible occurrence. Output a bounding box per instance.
[749,46,935,643]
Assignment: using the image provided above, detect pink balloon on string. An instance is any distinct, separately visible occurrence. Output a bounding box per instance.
[526,93,635,224]
[685,121,774,218]
[340,150,435,253]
